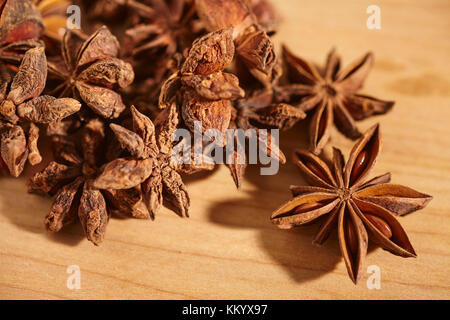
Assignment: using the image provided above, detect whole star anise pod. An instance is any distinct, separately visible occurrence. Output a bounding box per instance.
[280,47,395,154]
[28,119,148,245]
[0,47,81,176]
[47,26,134,119]
[0,0,44,68]
[271,124,432,283]
[93,105,194,218]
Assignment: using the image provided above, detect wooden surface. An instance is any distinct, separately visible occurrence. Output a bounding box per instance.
[1,0,450,299]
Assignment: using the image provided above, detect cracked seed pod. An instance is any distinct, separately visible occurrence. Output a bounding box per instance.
[46,26,134,119]
[271,124,432,283]
[181,27,235,75]
[0,47,81,176]
[182,89,232,143]
[161,28,244,145]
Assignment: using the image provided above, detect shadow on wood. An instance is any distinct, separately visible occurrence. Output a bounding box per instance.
[206,124,344,284]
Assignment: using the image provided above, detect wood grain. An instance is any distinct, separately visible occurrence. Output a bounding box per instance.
[1,0,450,299]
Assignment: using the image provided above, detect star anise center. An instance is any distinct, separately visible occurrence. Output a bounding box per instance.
[82,162,98,179]
[318,82,337,97]
[336,187,352,201]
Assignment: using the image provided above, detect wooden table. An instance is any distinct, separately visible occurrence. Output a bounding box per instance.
[1,0,449,299]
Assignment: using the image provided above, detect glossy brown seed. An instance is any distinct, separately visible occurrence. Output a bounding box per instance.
[293,202,323,215]
[318,111,327,139]
[305,160,328,182]
[365,213,392,238]
[345,217,358,255]
[350,150,368,184]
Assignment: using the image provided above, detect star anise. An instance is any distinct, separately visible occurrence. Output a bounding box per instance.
[28,119,149,245]
[234,56,306,131]
[227,87,306,187]
[93,105,195,218]
[196,0,276,80]
[0,0,44,68]
[160,27,244,144]
[280,47,395,154]
[271,124,432,283]
[0,47,81,176]
[226,65,306,188]
[123,0,200,65]
[159,22,297,188]
[46,26,135,119]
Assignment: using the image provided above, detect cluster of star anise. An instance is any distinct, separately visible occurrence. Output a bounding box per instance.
[0,0,433,285]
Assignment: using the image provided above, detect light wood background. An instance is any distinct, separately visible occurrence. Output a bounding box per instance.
[1,0,449,299]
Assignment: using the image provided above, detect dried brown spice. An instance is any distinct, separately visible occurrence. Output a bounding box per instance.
[93,105,198,218]
[196,0,276,78]
[46,25,134,119]
[122,0,201,73]
[279,47,395,154]
[188,0,297,187]
[79,0,203,108]
[0,47,80,176]
[271,124,432,283]
[28,119,149,245]
[0,0,433,287]
[161,27,244,143]
[158,19,296,188]
[227,91,306,187]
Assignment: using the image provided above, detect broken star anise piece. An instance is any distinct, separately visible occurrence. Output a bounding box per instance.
[47,25,134,119]
[281,46,395,154]
[271,124,432,283]
[0,47,81,177]
[93,105,192,218]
